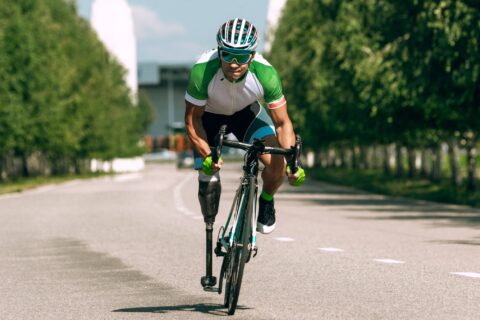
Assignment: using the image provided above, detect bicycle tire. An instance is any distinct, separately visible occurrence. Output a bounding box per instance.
[226,177,255,315]
[221,187,243,307]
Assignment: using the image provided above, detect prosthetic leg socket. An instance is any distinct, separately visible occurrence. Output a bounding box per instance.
[198,180,221,224]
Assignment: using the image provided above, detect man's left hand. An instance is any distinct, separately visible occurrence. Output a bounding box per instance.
[286,166,305,187]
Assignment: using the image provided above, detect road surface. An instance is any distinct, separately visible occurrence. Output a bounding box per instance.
[0,163,479,319]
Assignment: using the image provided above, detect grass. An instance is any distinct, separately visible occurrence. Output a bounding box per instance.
[310,167,480,208]
[0,172,112,195]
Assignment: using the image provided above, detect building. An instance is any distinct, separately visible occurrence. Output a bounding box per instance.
[90,0,138,99]
[138,63,191,137]
[264,0,287,53]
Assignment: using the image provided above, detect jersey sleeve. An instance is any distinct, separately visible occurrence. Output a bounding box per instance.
[185,63,208,106]
[185,53,220,107]
[250,57,287,109]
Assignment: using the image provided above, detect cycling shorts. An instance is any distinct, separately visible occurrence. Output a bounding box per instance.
[194,101,276,170]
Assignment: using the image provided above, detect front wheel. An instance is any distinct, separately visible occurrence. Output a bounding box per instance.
[224,178,255,315]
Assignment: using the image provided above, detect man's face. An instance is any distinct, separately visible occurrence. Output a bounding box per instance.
[219,51,255,81]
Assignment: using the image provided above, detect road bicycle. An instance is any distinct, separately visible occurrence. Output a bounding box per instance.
[200,125,302,315]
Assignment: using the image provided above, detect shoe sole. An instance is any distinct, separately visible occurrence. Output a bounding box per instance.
[256,222,276,234]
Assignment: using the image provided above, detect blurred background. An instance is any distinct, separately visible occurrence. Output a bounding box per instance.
[0,0,479,206]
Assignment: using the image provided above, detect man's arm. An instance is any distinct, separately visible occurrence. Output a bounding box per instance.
[269,104,306,185]
[185,100,211,158]
[269,104,295,149]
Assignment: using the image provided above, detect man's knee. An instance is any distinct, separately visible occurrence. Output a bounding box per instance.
[198,172,221,224]
[263,155,285,178]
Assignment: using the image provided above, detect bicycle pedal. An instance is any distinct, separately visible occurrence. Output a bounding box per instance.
[203,286,218,293]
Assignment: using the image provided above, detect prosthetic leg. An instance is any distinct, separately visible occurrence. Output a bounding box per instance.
[198,172,221,290]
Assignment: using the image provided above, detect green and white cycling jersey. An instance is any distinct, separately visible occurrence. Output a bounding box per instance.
[185,49,287,115]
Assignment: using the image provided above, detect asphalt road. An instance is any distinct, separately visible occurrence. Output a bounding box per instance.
[0,162,479,320]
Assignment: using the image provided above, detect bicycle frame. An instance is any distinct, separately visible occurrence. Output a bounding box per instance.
[217,150,260,258]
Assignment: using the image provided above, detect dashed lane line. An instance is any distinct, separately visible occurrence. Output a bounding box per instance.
[274,237,295,242]
[374,259,405,264]
[450,272,480,279]
[318,247,345,252]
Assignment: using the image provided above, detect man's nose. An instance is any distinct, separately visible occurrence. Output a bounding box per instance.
[228,59,240,67]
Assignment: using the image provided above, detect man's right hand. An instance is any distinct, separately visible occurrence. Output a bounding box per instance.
[202,154,223,175]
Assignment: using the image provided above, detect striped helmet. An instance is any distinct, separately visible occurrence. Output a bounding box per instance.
[216,18,258,52]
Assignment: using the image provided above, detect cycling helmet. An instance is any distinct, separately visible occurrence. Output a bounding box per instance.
[216,18,258,52]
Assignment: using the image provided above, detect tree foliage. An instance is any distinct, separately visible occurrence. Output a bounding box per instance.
[270,0,480,149]
[0,0,151,177]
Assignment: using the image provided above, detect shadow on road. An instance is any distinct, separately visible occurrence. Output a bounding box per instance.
[277,180,480,244]
[429,237,480,246]
[113,303,250,316]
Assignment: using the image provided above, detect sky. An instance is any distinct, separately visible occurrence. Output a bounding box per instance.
[77,0,271,64]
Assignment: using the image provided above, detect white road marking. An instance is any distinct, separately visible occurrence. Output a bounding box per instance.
[318,247,344,252]
[173,172,198,217]
[274,237,295,242]
[374,259,405,264]
[450,272,480,279]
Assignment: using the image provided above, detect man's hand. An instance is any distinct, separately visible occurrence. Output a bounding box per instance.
[202,154,223,175]
[286,166,305,186]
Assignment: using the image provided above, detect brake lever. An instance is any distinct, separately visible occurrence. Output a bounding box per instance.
[289,135,302,174]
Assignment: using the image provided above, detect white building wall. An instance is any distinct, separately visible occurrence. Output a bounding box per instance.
[264,0,287,53]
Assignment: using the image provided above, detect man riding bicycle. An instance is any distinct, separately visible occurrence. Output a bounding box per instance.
[184,18,305,234]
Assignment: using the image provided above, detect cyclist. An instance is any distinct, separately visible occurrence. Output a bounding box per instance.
[184,18,305,234]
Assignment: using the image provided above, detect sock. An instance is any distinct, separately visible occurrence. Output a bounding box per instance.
[260,191,273,202]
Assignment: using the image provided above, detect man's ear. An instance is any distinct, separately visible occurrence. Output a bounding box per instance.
[249,52,256,63]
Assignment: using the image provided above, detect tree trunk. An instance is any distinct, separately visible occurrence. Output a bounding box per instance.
[319,150,328,168]
[372,145,381,169]
[466,140,478,191]
[0,154,5,181]
[327,148,336,167]
[407,147,416,178]
[420,148,429,177]
[395,144,404,177]
[351,147,358,169]
[338,147,348,168]
[315,151,324,168]
[360,146,369,170]
[431,144,442,182]
[2,152,17,180]
[383,145,391,175]
[447,139,461,188]
[21,153,30,177]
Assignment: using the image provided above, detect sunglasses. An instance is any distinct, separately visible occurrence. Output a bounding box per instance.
[219,50,253,64]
